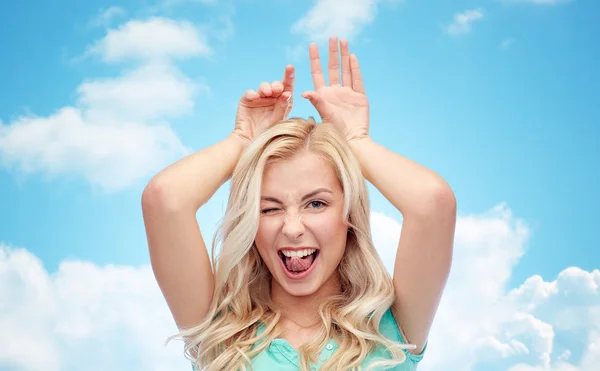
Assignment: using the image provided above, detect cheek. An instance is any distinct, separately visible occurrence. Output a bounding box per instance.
[306,213,348,251]
[255,219,277,252]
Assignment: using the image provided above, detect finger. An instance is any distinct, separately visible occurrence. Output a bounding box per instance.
[270,91,292,123]
[340,39,351,87]
[301,91,333,120]
[284,95,293,119]
[350,54,365,94]
[328,36,340,86]
[282,64,295,93]
[258,82,272,97]
[271,80,284,96]
[240,89,260,102]
[309,43,327,90]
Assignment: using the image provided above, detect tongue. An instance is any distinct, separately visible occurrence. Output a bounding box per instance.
[285,254,315,272]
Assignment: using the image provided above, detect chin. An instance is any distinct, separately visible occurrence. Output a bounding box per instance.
[279,278,322,297]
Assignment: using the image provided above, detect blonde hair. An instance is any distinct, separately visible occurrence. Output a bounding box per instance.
[173,118,412,370]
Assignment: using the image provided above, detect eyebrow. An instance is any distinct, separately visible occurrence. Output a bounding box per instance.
[261,188,333,204]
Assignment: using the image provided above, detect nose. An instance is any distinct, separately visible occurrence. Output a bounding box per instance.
[282,212,305,240]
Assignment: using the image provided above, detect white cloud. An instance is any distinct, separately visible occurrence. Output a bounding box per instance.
[0,107,190,191]
[446,8,485,37]
[1,204,598,370]
[371,204,599,371]
[0,244,189,371]
[86,17,212,63]
[0,18,215,192]
[77,63,202,122]
[291,0,400,42]
[0,63,199,191]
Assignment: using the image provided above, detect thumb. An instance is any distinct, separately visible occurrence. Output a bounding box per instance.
[270,91,292,124]
[302,91,333,121]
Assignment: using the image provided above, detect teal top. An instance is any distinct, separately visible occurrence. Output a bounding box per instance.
[192,308,426,370]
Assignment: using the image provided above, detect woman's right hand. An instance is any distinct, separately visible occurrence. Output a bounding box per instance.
[232,65,295,144]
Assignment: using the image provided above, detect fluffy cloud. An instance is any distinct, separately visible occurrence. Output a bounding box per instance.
[373,204,599,371]
[0,106,190,191]
[446,8,485,37]
[0,17,213,192]
[77,63,202,122]
[291,0,400,42]
[0,244,190,371]
[504,268,600,371]
[86,17,212,63]
[1,204,598,370]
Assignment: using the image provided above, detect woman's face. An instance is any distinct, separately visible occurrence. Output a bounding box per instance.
[255,151,349,297]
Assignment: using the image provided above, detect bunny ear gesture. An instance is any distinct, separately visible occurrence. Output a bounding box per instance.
[301,37,370,143]
[271,64,295,122]
[311,37,365,92]
[233,65,295,143]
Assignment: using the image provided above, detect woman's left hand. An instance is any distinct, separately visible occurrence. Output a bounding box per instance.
[301,36,370,142]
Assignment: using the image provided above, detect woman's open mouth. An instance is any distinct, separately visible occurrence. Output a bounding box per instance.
[278,248,319,279]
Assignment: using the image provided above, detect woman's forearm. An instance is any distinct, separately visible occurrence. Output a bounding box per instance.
[146,133,247,212]
[348,137,454,218]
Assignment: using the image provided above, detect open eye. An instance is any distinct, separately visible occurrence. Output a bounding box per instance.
[307,200,326,209]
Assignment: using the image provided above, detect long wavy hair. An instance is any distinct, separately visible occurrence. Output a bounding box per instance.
[172,118,412,370]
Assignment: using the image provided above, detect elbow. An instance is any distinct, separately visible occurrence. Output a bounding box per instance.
[423,179,457,218]
[433,180,457,212]
[142,177,180,213]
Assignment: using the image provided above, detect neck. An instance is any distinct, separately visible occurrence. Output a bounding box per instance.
[271,272,341,327]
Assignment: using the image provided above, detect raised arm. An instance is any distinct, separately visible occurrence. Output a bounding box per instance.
[302,37,456,354]
[348,137,456,354]
[142,65,295,330]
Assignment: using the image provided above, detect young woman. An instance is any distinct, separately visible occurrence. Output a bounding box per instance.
[142,37,456,371]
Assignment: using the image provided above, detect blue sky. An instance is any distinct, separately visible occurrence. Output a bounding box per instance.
[0,1,598,370]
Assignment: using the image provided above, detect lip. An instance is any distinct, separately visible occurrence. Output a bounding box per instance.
[278,249,319,280]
